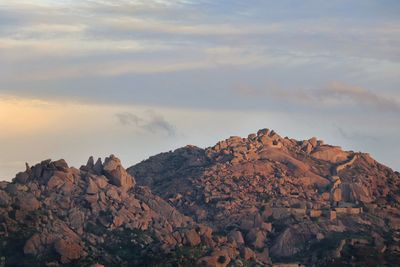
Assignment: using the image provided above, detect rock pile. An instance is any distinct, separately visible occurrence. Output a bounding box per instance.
[129,128,400,266]
[0,156,241,266]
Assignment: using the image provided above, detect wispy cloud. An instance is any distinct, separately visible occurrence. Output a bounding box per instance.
[115,112,142,126]
[233,81,400,114]
[103,16,281,36]
[337,127,378,142]
[318,82,400,113]
[115,111,176,136]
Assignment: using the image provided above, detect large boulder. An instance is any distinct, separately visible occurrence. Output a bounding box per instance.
[103,155,135,191]
[53,159,69,170]
[15,171,30,184]
[311,146,349,163]
[16,193,40,212]
[184,228,201,246]
[54,239,84,263]
[270,227,310,257]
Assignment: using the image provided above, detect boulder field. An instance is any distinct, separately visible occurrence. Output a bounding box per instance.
[1,129,400,266]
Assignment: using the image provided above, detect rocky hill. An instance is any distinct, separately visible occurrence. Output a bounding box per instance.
[0,155,233,266]
[128,129,400,266]
[0,128,399,266]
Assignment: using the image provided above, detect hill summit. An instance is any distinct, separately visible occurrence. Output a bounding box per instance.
[1,129,399,266]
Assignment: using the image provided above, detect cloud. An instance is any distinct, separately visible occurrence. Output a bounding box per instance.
[318,82,400,113]
[337,127,378,142]
[1,43,324,81]
[115,111,176,136]
[103,16,281,36]
[144,113,176,136]
[115,112,142,126]
[231,81,400,114]
[0,0,399,114]
[1,0,399,85]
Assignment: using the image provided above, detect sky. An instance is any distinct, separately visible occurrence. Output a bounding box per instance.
[0,0,399,180]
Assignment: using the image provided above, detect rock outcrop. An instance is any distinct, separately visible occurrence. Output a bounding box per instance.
[103,155,135,191]
[0,155,238,266]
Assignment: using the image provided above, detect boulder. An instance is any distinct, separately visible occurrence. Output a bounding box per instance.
[23,234,42,256]
[256,248,270,264]
[257,128,270,136]
[53,159,69,170]
[309,137,318,147]
[0,191,11,207]
[228,230,244,245]
[69,209,85,231]
[106,187,121,202]
[94,176,109,189]
[47,175,65,190]
[15,172,30,184]
[54,239,84,263]
[261,222,272,232]
[270,227,309,257]
[198,224,213,240]
[311,146,349,163]
[103,155,135,191]
[309,209,322,218]
[240,247,256,260]
[248,133,257,141]
[332,188,342,202]
[184,229,201,246]
[246,229,266,249]
[86,178,99,195]
[16,193,40,211]
[198,250,231,267]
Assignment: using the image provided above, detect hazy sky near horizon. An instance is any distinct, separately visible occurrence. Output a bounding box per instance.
[0,0,399,180]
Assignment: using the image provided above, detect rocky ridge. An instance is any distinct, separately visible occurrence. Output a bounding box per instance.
[0,155,239,266]
[0,128,399,266]
[128,128,400,266]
